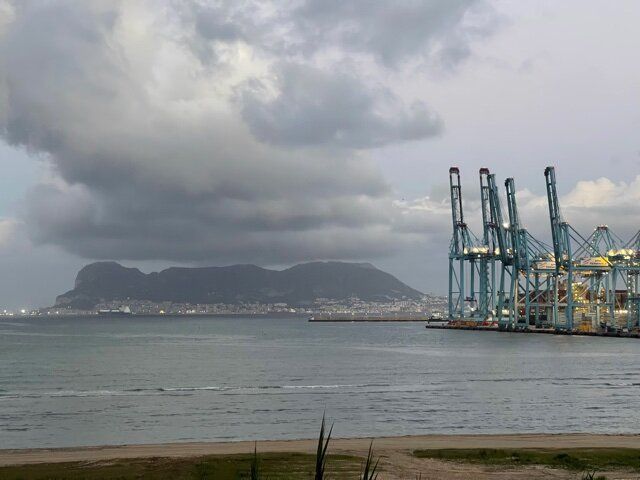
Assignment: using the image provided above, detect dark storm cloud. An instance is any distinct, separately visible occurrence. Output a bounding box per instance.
[184,0,495,67]
[0,0,496,264]
[192,7,244,42]
[24,179,399,263]
[239,63,442,148]
[290,0,496,67]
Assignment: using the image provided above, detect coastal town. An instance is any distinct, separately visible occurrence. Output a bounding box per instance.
[3,294,448,318]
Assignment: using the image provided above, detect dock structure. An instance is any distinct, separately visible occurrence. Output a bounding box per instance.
[447,166,640,335]
[425,322,640,338]
[308,315,436,322]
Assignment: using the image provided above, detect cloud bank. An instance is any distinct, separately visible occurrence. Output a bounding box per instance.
[0,0,494,264]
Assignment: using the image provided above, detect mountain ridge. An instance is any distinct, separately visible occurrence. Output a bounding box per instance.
[55,261,423,309]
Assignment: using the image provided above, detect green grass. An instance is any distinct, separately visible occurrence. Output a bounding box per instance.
[413,448,640,471]
[0,453,362,480]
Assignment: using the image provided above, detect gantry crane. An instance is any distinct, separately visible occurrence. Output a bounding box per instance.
[448,167,491,320]
[544,166,630,331]
[478,168,498,319]
[486,173,512,326]
[504,176,555,329]
[545,166,575,329]
[448,167,472,319]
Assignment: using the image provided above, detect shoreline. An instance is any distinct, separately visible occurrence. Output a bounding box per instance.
[0,312,306,320]
[2,433,639,466]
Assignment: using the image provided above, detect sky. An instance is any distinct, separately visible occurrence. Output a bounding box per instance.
[0,0,639,309]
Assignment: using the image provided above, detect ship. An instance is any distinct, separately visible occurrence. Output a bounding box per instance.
[97,306,132,316]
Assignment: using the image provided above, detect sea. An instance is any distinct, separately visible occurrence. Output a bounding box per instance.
[1,315,639,449]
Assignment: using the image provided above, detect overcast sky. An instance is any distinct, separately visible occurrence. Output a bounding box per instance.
[0,0,639,309]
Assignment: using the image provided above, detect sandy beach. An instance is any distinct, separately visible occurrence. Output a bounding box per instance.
[2,434,640,479]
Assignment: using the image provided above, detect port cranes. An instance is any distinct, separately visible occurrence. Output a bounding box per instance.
[447,165,640,333]
[545,166,630,330]
[448,167,553,328]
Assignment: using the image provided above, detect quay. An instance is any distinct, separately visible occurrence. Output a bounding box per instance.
[425,323,640,338]
[309,315,442,322]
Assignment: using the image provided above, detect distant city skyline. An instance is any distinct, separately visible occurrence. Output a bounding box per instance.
[1,1,639,308]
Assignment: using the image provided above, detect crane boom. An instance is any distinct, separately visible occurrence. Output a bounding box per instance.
[487,173,509,265]
[505,177,527,270]
[449,167,465,256]
[479,168,492,247]
[544,166,567,269]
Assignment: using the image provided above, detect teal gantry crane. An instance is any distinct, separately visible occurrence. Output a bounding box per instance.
[448,167,472,319]
[545,165,575,329]
[486,173,512,326]
[448,167,491,320]
[478,168,498,319]
[544,166,630,331]
[504,176,555,329]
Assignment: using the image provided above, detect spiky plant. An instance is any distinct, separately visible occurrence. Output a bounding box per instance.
[250,442,261,480]
[581,471,607,480]
[315,413,333,480]
[360,440,379,480]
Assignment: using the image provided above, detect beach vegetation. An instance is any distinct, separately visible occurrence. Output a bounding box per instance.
[581,471,607,480]
[0,452,361,479]
[413,448,640,472]
[250,442,262,480]
[315,413,333,480]
[360,440,379,480]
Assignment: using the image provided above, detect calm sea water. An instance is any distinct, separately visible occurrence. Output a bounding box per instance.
[1,315,639,449]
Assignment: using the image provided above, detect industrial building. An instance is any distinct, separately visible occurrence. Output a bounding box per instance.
[447,166,640,334]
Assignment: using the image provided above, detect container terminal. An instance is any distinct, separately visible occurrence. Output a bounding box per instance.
[432,166,640,338]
